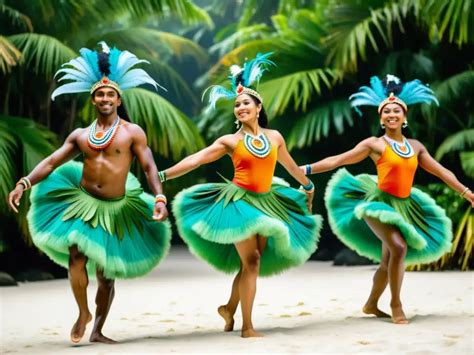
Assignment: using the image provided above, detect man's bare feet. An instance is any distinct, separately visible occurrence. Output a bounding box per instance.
[70,312,92,343]
[391,305,409,324]
[363,303,390,318]
[89,332,117,344]
[218,305,234,332]
[241,328,264,338]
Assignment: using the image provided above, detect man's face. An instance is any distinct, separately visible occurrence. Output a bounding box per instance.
[92,87,121,116]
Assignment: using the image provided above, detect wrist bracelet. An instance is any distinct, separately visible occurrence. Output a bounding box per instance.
[155,194,167,205]
[460,187,471,197]
[16,177,31,190]
[158,170,167,183]
[300,179,314,193]
[305,164,312,176]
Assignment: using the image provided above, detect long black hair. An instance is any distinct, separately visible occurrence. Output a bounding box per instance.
[247,94,268,128]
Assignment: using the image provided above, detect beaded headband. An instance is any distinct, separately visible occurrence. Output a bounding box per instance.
[377,92,407,113]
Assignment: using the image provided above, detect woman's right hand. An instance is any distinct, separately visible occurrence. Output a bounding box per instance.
[8,185,24,213]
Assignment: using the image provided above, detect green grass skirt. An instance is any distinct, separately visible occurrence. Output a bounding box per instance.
[325,168,452,265]
[27,161,171,279]
[172,178,322,276]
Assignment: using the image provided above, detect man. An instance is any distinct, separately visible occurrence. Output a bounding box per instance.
[7,43,171,344]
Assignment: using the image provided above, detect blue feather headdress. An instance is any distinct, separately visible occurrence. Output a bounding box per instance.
[349,74,439,115]
[51,41,165,100]
[203,52,275,110]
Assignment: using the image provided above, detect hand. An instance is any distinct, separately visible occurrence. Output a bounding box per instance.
[152,201,169,221]
[464,190,474,208]
[305,190,314,213]
[8,185,24,213]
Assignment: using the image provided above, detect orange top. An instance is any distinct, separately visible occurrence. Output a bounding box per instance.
[231,139,277,193]
[377,144,418,198]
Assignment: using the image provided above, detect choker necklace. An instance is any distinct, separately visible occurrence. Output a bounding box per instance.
[88,117,120,151]
[383,134,414,158]
[243,131,271,158]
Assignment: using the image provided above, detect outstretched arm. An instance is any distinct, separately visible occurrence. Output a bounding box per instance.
[304,138,374,174]
[131,125,168,221]
[275,132,314,211]
[8,128,82,212]
[163,136,230,181]
[415,140,474,206]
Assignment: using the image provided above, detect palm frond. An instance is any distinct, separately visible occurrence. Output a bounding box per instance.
[8,33,76,78]
[100,0,213,27]
[435,129,474,160]
[122,89,204,160]
[210,24,272,57]
[0,3,33,31]
[98,27,208,68]
[259,68,340,117]
[0,123,17,208]
[325,0,414,72]
[460,151,474,178]
[424,0,473,47]
[287,99,354,150]
[431,70,474,106]
[0,35,22,73]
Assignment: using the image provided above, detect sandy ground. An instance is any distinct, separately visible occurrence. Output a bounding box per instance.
[1,246,473,354]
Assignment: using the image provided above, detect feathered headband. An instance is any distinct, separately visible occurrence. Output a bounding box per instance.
[51,41,165,100]
[349,74,439,115]
[203,52,275,110]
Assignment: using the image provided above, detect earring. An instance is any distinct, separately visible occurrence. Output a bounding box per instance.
[257,113,260,118]
[234,119,240,129]
[402,120,408,128]
[380,122,385,129]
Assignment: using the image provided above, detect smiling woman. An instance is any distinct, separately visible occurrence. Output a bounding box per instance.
[301,74,473,325]
[158,53,322,338]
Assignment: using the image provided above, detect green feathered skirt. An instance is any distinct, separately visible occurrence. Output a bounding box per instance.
[172,178,322,276]
[27,161,171,279]
[325,168,452,265]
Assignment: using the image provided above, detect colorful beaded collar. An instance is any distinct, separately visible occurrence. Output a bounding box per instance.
[243,131,272,158]
[87,117,121,151]
[383,134,414,158]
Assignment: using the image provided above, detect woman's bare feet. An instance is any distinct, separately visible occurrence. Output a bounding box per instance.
[89,332,117,344]
[70,312,92,343]
[391,305,408,324]
[363,303,390,318]
[241,328,264,338]
[218,305,234,332]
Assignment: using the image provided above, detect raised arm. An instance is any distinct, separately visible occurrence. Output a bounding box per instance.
[305,137,374,174]
[163,136,230,181]
[8,128,82,212]
[414,140,473,206]
[131,124,168,221]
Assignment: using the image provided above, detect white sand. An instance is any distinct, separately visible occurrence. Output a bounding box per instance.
[1,246,473,354]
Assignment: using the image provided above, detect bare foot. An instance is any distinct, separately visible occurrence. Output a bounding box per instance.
[391,305,409,324]
[363,304,390,318]
[241,328,264,338]
[218,305,234,331]
[89,332,117,344]
[70,312,92,343]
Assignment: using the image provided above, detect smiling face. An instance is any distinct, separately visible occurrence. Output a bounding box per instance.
[234,94,261,125]
[92,87,121,117]
[380,103,406,130]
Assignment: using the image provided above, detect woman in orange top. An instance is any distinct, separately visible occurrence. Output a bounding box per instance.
[302,75,473,324]
[159,53,322,337]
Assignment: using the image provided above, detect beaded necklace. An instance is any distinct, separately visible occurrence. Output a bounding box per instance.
[383,134,414,158]
[243,131,272,158]
[87,116,120,151]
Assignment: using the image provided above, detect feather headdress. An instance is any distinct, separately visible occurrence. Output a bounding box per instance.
[349,74,438,115]
[203,52,275,110]
[51,41,165,100]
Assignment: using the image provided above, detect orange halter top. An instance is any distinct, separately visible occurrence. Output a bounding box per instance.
[231,139,277,193]
[377,143,418,198]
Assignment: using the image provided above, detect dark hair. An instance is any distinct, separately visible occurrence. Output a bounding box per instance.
[117,102,130,122]
[247,94,268,128]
